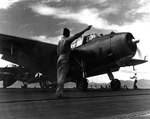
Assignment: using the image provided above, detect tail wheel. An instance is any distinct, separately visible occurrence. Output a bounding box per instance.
[110,79,121,91]
[76,78,88,91]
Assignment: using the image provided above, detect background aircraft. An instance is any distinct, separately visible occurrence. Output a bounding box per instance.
[0,32,147,90]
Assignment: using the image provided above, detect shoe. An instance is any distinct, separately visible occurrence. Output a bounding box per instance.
[55,93,63,98]
[55,94,70,99]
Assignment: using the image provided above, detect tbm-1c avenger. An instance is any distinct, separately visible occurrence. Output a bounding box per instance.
[0,31,147,90]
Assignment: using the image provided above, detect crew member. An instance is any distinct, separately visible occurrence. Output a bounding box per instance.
[130,73,138,89]
[56,25,92,97]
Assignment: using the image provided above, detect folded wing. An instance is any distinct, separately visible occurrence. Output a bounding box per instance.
[0,33,57,80]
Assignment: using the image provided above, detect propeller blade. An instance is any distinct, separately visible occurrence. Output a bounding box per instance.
[137,47,142,59]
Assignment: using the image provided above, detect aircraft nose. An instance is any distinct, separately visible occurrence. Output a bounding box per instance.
[125,33,137,53]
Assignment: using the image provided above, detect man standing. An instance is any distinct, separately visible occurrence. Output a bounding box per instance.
[56,25,92,97]
[130,73,138,89]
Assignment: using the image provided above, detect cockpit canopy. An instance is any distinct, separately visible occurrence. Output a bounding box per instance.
[71,33,98,49]
[82,34,98,44]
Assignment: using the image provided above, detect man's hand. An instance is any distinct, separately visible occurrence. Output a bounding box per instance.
[85,25,92,31]
[73,25,92,40]
[86,25,92,30]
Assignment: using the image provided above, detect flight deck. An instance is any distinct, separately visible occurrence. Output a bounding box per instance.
[0,88,150,119]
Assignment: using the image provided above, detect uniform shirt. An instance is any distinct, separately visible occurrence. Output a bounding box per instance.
[57,36,75,64]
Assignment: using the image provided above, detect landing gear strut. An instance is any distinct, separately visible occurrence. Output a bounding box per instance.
[76,78,88,91]
[107,72,121,91]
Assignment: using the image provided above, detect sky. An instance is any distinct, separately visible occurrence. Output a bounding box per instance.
[0,0,149,83]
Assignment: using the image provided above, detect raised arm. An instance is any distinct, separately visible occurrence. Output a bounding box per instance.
[130,76,135,79]
[67,25,92,43]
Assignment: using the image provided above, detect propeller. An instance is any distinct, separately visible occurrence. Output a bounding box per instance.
[137,47,142,59]
[133,39,142,59]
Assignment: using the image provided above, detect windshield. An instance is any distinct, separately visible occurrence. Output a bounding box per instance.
[71,33,98,49]
[71,38,82,49]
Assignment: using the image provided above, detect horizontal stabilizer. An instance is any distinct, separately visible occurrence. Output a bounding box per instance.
[125,59,147,66]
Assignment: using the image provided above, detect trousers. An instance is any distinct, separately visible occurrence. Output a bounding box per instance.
[56,57,69,96]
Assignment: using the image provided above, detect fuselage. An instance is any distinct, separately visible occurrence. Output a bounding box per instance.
[71,32,136,78]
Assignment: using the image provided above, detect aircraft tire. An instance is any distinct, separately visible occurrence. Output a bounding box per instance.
[39,81,49,89]
[76,78,88,91]
[110,79,121,91]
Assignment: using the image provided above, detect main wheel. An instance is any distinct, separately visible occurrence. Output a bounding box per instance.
[21,84,28,89]
[39,81,49,89]
[76,78,88,91]
[110,79,121,91]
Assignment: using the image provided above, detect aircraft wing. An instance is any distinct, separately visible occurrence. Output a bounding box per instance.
[125,59,147,66]
[0,33,57,79]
